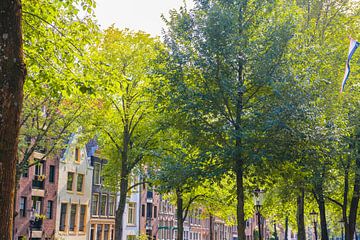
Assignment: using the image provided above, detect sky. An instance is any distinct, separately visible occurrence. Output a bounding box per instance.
[95,0,194,37]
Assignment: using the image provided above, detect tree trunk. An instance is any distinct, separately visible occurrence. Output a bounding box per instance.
[343,159,350,240]
[285,216,288,240]
[297,189,306,240]
[210,213,214,240]
[235,165,246,240]
[348,135,360,240]
[176,189,184,240]
[115,176,128,240]
[317,196,329,240]
[0,0,26,239]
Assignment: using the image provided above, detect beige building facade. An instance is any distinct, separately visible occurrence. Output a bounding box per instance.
[55,134,93,240]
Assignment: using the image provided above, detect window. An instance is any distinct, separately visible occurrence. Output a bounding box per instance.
[128,202,136,225]
[34,161,44,176]
[154,206,157,218]
[49,165,55,183]
[146,203,152,218]
[75,147,81,162]
[92,194,99,215]
[77,174,84,192]
[100,195,107,216]
[59,203,67,231]
[19,197,26,217]
[97,225,102,240]
[142,204,145,217]
[79,205,86,232]
[46,201,53,219]
[127,235,137,240]
[67,172,74,191]
[93,163,101,185]
[104,224,109,240]
[109,196,115,216]
[69,204,77,231]
[32,196,42,215]
[22,164,28,178]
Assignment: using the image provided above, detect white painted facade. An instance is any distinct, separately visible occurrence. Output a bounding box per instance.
[55,134,93,240]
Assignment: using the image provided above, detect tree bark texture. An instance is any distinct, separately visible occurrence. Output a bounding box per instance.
[176,189,184,240]
[115,176,128,240]
[209,213,214,240]
[297,189,306,240]
[317,196,329,240]
[0,0,26,239]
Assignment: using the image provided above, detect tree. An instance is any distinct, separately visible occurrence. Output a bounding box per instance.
[0,0,26,239]
[88,27,164,240]
[162,1,296,239]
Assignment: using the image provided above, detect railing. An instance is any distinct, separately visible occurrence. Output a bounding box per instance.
[32,176,45,189]
[31,219,43,231]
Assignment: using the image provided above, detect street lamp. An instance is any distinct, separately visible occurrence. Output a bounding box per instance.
[309,210,318,240]
[339,219,345,240]
[29,207,35,240]
[253,188,264,240]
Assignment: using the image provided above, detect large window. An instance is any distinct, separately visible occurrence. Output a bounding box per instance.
[109,196,115,216]
[128,202,136,225]
[77,174,84,192]
[19,197,26,217]
[94,163,101,185]
[100,194,107,216]
[59,203,67,231]
[67,172,74,191]
[46,200,53,219]
[91,194,99,215]
[69,204,77,231]
[79,205,86,232]
[49,165,55,183]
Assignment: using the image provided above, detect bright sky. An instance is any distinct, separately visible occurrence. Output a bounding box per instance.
[95,0,194,37]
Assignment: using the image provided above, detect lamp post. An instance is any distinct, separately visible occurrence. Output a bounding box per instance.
[253,188,264,240]
[29,207,35,240]
[310,210,318,240]
[339,219,345,240]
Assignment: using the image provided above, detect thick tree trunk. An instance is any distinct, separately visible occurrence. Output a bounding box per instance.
[176,189,184,240]
[297,189,306,240]
[0,0,26,239]
[209,213,214,240]
[115,176,128,240]
[317,196,329,240]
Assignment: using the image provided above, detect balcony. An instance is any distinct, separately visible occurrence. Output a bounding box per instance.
[32,175,45,197]
[32,175,45,189]
[31,218,43,231]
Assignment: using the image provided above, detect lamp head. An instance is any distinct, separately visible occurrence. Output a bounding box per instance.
[309,210,318,223]
[253,188,264,210]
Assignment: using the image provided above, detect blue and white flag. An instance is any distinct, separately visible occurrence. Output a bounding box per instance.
[341,38,360,92]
